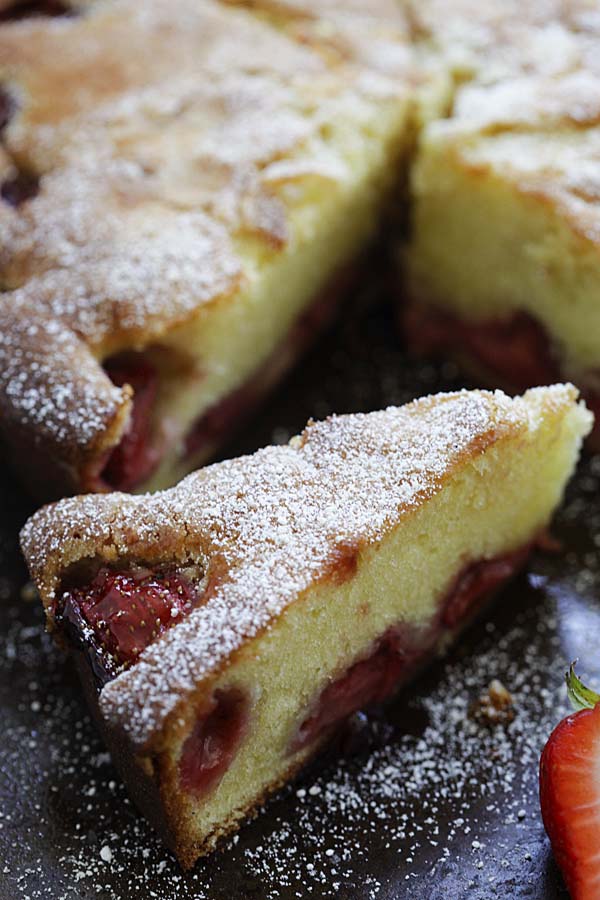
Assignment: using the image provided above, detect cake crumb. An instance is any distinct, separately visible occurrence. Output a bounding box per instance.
[470,679,515,725]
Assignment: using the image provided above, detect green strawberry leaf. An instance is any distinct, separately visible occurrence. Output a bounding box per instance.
[566,662,600,712]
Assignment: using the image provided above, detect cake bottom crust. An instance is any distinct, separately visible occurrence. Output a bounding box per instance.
[401,296,600,449]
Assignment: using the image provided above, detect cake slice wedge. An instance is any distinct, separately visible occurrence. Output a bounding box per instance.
[20,385,591,868]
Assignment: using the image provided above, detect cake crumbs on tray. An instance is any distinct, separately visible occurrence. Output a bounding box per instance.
[469,679,516,726]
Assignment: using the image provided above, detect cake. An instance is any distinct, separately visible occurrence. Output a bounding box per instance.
[0,0,598,499]
[0,0,414,498]
[403,69,600,446]
[20,385,592,867]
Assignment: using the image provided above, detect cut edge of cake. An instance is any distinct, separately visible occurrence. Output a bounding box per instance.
[402,73,600,442]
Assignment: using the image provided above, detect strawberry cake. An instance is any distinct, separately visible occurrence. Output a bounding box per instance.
[1,0,599,500]
[21,385,592,866]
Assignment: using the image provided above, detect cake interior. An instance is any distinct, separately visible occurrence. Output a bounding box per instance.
[404,126,600,445]
[95,94,412,493]
[96,98,600,490]
[54,392,588,866]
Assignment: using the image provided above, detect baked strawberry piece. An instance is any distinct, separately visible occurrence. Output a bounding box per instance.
[540,665,600,900]
[98,356,161,492]
[59,565,203,681]
[20,386,591,867]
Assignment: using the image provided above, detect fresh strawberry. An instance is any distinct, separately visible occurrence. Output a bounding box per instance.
[102,354,161,491]
[60,566,200,676]
[540,664,600,900]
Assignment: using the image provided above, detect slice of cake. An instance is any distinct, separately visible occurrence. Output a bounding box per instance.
[0,0,414,499]
[20,385,591,868]
[403,71,600,445]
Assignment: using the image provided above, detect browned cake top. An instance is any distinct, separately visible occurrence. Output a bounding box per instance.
[0,1,396,348]
[0,0,598,496]
[21,386,580,747]
[430,70,600,247]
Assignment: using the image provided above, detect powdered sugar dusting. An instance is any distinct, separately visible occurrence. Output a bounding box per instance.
[0,303,127,451]
[8,169,243,346]
[20,386,586,747]
[1,0,598,492]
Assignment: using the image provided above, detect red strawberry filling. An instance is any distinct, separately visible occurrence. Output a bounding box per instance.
[184,375,260,462]
[179,688,250,800]
[101,354,161,491]
[292,548,532,752]
[59,566,202,681]
[442,546,532,629]
[1,171,39,207]
[291,625,426,753]
[401,299,600,448]
[402,300,559,390]
[96,264,352,491]
[0,1,72,20]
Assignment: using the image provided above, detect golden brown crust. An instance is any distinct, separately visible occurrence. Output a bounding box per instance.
[0,1,324,169]
[0,0,598,502]
[424,71,600,249]
[20,386,583,750]
[220,0,414,77]
[2,160,245,348]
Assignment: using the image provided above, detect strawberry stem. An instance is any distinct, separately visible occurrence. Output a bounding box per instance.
[566,662,600,711]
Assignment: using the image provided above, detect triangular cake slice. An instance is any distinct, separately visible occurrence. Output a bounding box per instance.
[20,386,591,868]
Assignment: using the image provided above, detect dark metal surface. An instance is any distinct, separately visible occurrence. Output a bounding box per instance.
[1,286,598,900]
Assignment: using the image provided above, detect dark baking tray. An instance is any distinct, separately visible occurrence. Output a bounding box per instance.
[1,282,598,900]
